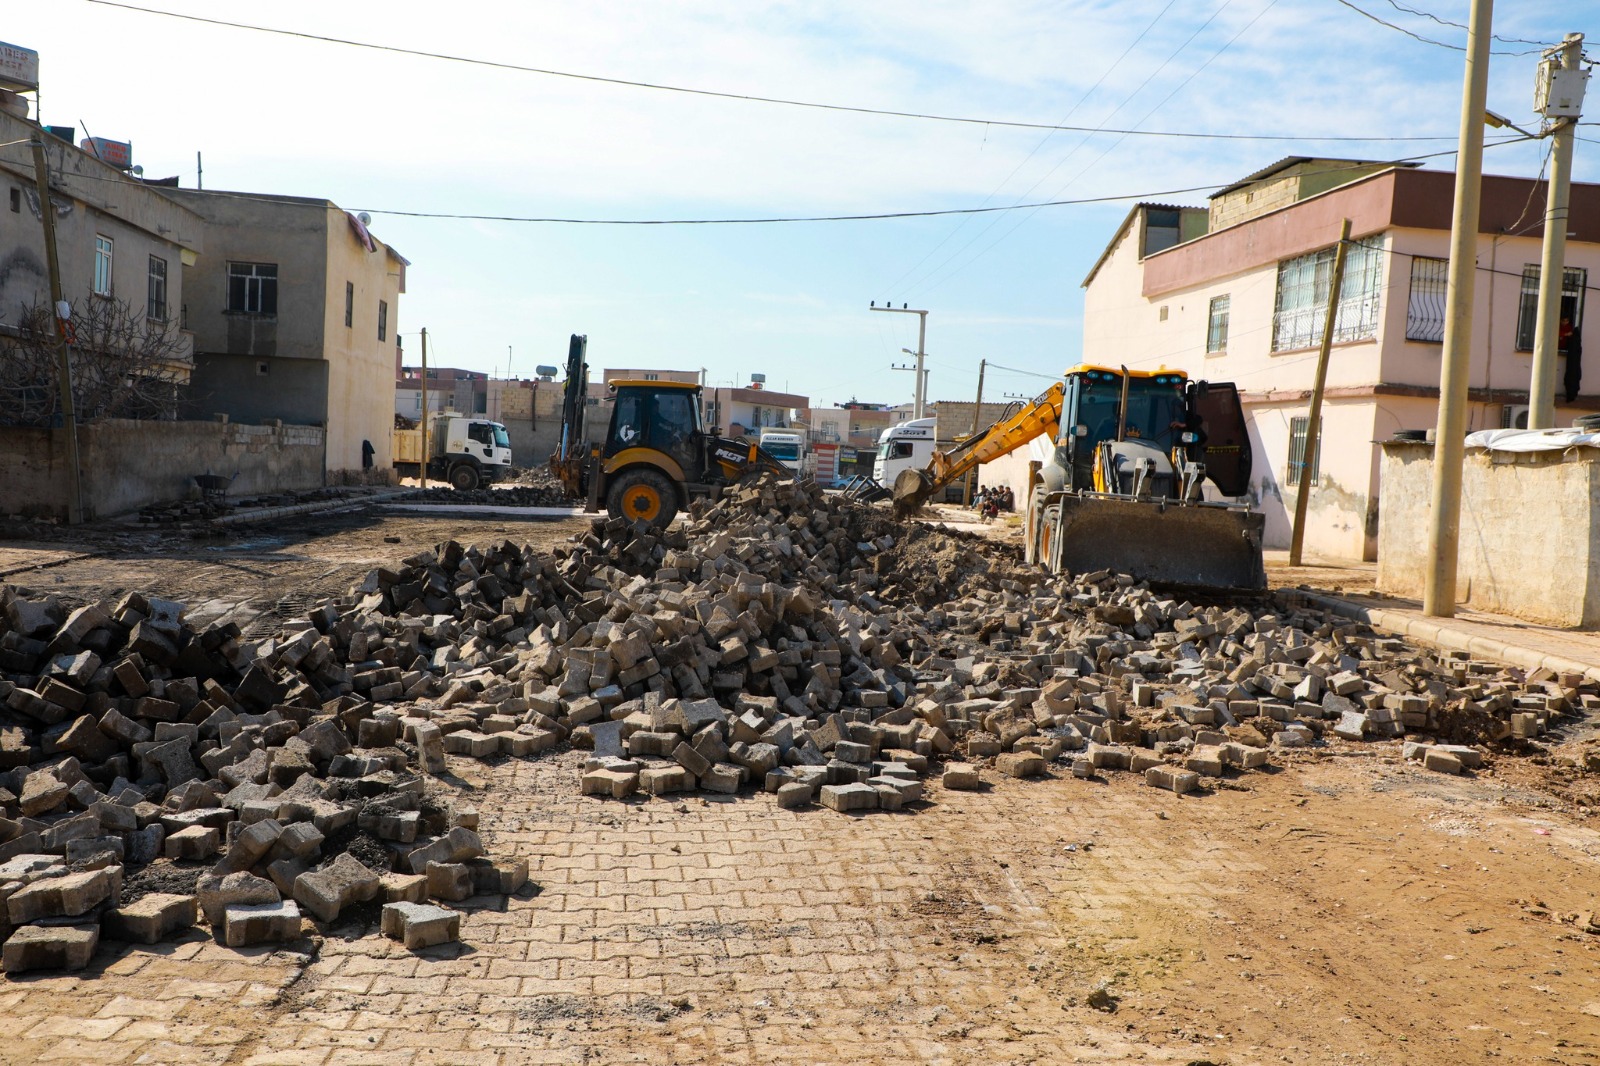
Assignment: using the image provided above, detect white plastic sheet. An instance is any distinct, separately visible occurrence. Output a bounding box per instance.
[1462,428,1600,452]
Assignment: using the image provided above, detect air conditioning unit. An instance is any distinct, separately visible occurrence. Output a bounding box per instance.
[1501,404,1530,429]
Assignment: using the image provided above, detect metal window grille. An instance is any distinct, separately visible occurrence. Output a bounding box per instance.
[378,300,388,342]
[1405,256,1447,342]
[344,282,354,328]
[227,262,278,315]
[1288,415,1321,487]
[1515,265,1587,351]
[1206,294,1230,352]
[1272,237,1384,351]
[147,256,167,322]
[93,235,113,295]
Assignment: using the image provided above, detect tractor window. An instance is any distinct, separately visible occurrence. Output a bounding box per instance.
[649,389,699,469]
[609,392,644,454]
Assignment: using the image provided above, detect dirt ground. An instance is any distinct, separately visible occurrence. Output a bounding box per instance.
[4,502,1600,1065]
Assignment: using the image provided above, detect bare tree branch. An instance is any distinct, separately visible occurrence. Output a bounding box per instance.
[0,298,190,426]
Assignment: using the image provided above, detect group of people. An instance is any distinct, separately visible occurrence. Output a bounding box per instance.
[974,484,1014,521]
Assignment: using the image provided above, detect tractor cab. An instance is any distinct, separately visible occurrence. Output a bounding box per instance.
[605,381,706,478]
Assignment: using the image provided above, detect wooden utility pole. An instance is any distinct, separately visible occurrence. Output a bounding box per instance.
[419,327,429,487]
[963,359,986,505]
[1425,0,1495,618]
[1289,218,1352,566]
[30,137,84,525]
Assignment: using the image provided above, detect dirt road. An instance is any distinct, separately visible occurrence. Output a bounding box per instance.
[3,504,1600,1064]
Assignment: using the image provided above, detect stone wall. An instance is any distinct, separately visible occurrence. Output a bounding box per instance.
[1377,440,1600,627]
[0,419,325,521]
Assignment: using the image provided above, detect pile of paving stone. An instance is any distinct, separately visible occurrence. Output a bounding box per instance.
[0,589,528,973]
[2,473,1593,972]
[399,483,569,507]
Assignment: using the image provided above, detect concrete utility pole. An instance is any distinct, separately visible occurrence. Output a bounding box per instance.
[870,304,928,418]
[1527,32,1586,429]
[420,327,429,487]
[964,359,987,506]
[1289,218,1352,567]
[1424,0,1495,618]
[30,137,84,525]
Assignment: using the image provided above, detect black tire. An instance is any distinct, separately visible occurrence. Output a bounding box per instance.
[606,467,679,528]
[449,463,481,491]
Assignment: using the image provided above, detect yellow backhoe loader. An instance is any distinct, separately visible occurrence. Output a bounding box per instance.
[892,364,1265,591]
[550,335,793,528]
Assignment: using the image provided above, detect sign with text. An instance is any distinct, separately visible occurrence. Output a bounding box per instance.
[0,41,38,91]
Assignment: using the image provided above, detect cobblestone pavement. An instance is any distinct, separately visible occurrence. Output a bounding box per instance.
[5,749,1600,1065]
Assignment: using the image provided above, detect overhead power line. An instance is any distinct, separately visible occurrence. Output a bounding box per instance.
[1372,0,1553,47]
[1329,0,1546,56]
[80,0,1457,144]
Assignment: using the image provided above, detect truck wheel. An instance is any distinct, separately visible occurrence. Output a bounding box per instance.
[607,468,678,527]
[449,464,481,491]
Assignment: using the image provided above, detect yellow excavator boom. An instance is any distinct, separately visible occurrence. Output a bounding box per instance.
[891,382,1064,517]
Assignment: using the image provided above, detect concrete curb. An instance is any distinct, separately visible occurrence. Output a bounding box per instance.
[380,503,584,518]
[211,488,412,527]
[1289,590,1600,684]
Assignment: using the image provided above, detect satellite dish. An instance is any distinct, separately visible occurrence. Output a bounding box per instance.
[357,211,372,225]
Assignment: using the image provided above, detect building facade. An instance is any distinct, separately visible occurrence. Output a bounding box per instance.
[1082,159,1600,561]
[170,189,407,482]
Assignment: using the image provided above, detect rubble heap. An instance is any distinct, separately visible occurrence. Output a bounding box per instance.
[0,474,1591,974]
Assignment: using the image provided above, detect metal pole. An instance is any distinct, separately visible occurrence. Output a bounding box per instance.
[1289,218,1353,567]
[1424,0,1495,618]
[420,327,429,487]
[964,359,986,506]
[1527,32,1584,428]
[30,137,84,525]
[913,311,927,420]
[869,304,929,418]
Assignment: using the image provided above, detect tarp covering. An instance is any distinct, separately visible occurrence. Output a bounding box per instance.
[1463,428,1600,452]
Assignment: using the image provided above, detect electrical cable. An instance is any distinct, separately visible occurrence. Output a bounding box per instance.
[1328,0,1546,56]
[76,0,1463,143]
[1371,0,1554,48]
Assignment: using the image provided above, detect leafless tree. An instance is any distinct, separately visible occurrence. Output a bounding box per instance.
[0,297,191,425]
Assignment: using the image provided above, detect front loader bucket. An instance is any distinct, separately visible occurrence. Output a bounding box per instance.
[892,469,936,518]
[1049,495,1266,592]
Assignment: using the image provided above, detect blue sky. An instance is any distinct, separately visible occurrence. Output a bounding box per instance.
[10,1,1595,408]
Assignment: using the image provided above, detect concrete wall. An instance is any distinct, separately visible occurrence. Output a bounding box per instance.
[320,208,404,478]
[0,419,325,521]
[487,379,563,467]
[1377,441,1600,627]
[186,352,328,428]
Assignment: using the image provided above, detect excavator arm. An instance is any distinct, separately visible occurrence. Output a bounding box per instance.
[891,382,1064,518]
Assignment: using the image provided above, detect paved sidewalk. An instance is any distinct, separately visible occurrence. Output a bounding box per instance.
[1269,553,1600,681]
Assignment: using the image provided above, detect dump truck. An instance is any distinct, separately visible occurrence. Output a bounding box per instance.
[550,335,793,527]
[892,364,1265,591]
[393,413,512,490]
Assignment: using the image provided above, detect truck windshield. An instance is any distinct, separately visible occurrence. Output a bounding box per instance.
[763,442,799,460]
[492,425,510,449]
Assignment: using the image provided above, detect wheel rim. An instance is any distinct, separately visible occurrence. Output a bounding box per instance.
[620,482,662,521]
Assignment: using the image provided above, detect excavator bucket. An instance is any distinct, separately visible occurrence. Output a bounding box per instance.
[891,469,937,518]
[1047,495,1266,592]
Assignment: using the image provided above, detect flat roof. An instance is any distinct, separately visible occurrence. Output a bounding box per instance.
[609,379,699,390]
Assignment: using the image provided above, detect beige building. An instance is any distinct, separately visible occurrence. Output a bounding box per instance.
[1082,157,1600,561]
[0,111,204,386]
[169,189,407,482]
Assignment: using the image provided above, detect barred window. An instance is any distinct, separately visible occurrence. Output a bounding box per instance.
[227,262,278,315]
[1272,236,1384,351]
[1206,294,1230,353]
[1288,415,1321,487]
[1405,256,1447,342]
[1515,265,1587,351]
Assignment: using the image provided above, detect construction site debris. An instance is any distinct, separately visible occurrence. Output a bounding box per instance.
[0,473,1592,972]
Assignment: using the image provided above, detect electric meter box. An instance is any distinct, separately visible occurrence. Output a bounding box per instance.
[1536,61,1589,119]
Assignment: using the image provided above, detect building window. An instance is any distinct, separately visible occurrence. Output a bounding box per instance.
[147,256,167,321]
[1288,415,1322,487]
[227,262,278,315]
[378,299,388,342]
[1406,256,1448,342]
[8,188,18,212]
[643,372,658,381]
[93,235,113,296]
[1516,265,1587,351]
[1206,295,1230,353]
[344,282,354,328]
[1271,236,1384,351]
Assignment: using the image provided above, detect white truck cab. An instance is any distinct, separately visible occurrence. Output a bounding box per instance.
[873,417,937,489]
[757,428,807,475]
[394,414,512,490]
